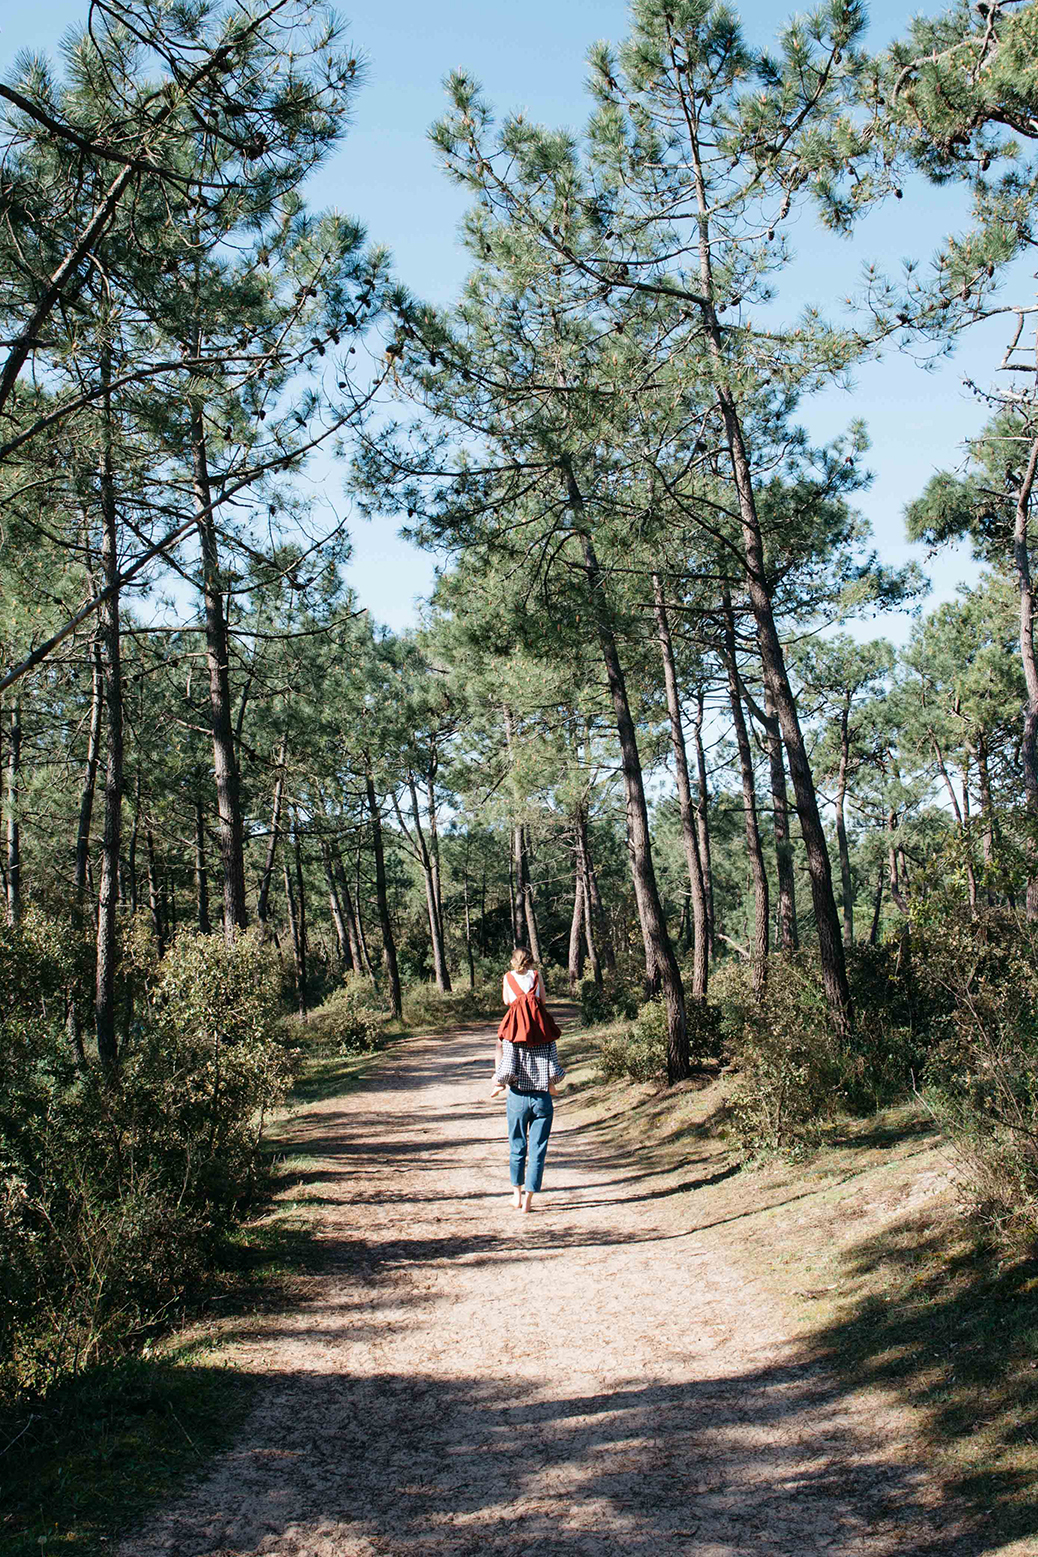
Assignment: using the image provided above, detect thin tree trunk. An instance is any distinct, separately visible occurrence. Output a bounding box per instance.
[5,697,21,926]
[887,810,909,914]
[835,704,854,947]
[322,839,352,971]
[1012,434,1038,917]
[364,762,402,1017]
[869,868,884,945]
[74,642,103,904]
[576,816,603,987]
[94,356,122,1073]
[764,682,798,956]
[292,820,308,1016]
[692,691,715,960]
[331,845,364,973]
[127,768,140,914]
[975,732,997,903]
[463,863,476,990]
[932,736,978,910]
[722,592,769,997]
[191,399,247,938]
[283,854,305,1017]
[404,775,452,992]
[257,736,287,927]
[194,781,212,934]
[521,825,543,964]
[568,859,586,991]
[653,572,708,1000]
[353,849,376,979]
[146,827,165,954]
[566,466,688,1081]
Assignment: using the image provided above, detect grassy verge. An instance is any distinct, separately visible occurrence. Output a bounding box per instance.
[564,1018,1038,1553]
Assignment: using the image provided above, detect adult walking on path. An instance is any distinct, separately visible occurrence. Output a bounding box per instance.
[491,948,565,1212]
[120,1015,978,1557]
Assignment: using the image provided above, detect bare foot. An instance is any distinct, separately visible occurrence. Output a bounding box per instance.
[520,1190,535,1213]
[511,1186,522,1209]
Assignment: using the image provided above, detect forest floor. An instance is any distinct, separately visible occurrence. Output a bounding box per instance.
[114,1008,1038,1557]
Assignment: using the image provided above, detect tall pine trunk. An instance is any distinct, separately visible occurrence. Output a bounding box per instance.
[257,736,287,928]
[74,643,103,904]
[5,697,21,926]
[692,691,715,960]
[404,775,452,992]
[835,703,854,946]
[1013,435,1038,917]
[687,119,850,1033]
[764,683,798,955]
[566,463,688,1081]
[94,359,122,1073]
[194,781,212,934]
[191,400,247,938]
[722,593,768,998]
[653,573,708,1001]
[364,762,402,1017]
[568,859,586,991]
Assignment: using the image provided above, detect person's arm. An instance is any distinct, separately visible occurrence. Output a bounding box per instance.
[493,1039,519,1087]
[546,1040,566,1086]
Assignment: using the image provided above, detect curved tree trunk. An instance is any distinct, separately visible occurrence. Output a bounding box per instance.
[94,359,122,1074]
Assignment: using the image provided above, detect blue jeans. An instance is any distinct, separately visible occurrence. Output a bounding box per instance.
[506,1088,554,1193]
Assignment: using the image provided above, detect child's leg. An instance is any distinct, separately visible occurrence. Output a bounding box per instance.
[506,1090,529,1188]
[523,1094,555,1194]
[494,1036,503,1069]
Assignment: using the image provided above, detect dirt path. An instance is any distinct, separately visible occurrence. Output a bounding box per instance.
[123,1021,978,1557]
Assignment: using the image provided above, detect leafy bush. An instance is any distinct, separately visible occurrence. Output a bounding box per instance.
[717,957,844,1151]
[597,998,669,1084]
[0,923,289,1401]
[317,976,392,1055]
[579,975,640,1027]
[910,900,1038,1238]
[401,978,500,1032]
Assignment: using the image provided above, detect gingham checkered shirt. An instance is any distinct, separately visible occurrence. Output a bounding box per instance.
[494,1039,565,1094]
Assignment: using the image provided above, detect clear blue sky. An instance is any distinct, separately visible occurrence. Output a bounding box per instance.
[3,1,1003,638]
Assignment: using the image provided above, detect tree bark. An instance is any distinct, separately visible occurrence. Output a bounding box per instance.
[520,825,543,964]
[74,643,103,905]
[191,400,247,938]
[331,845,365,974]
[94,358,123,1073]
[568,858,586,991]
[404,773,452,992]
[722,593,769,998]
[576,814,603,987]
[364,761,402,1017]
[257,736,287,928]
[1012,434,1038,917]
[322,838,353,971]
[691,691,715,960]
[566,465,688,1081]
[283,851,306,1017]
[653,573,708,1000]
[869,868,884,945]
[835,702,855,946]
[292,820,308,1016]
[5,697,21,926]
[764,682,798,956]
[194,781,212,934]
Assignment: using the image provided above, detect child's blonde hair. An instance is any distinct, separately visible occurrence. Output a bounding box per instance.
[510,946,534,974]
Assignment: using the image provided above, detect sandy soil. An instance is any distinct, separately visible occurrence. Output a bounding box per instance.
[120,1019,981,1557]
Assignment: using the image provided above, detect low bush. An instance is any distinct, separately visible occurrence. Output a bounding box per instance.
[315,975,393,1056]
[0,921,289,1402]
[579,975,640,1027]
[910,899,1038,1240]
[597,998,669,1084]
[401,978,500,1032]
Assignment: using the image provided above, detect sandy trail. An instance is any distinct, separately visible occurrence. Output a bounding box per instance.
[122,1020,976,1557]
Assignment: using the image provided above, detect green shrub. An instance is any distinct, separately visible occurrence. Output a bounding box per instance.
[579,976,639,1027]
[0,924,288,1401]
[910,900,1038,1238]
[597,998,668,1084]
[319,976,392,1055]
